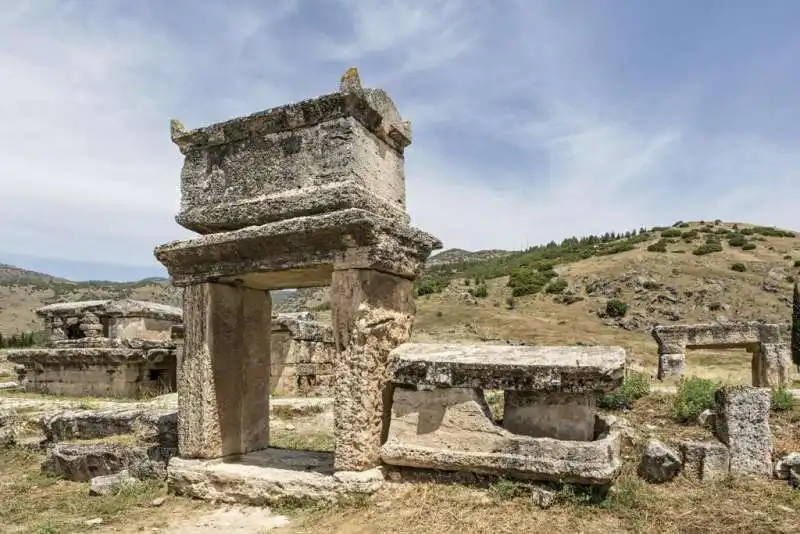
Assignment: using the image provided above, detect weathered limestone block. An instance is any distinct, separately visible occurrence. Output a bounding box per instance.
[170,69,413,234]
[41,409,144,442]
[179,283,271,459]
[657,353,686,380]
[754,342,791,388]
[167,449,383,506]
[42,443,150,482]
[714,386,772,476]
[331,269,415,472]
[638,439,682,483]
[134,410,178,458]
[390,344,626,393]
[89,470,138,496]
[679,440,730,481]
[380,387,623,484]
[154,208,441,289]
[503,391,596,441]
[774,452,800,482]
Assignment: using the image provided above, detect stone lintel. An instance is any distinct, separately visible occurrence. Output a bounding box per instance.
[389,344,626,393]
[154,209,442,289]
[651,322,789,350]
[503,391,596,441]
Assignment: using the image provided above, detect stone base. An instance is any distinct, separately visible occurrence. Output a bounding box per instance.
[167,449,384,505]
[657,353,685,380]
[503,391,595,441]
[380,388,622,485]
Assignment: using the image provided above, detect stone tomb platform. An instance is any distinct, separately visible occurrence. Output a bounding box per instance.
[381,344,627,484]
[167,448,383,505]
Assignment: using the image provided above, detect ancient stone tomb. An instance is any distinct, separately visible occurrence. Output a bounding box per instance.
[6,300,181,397]
[154,68,442,471]
[652,321,792,387]
[154,69,629,502]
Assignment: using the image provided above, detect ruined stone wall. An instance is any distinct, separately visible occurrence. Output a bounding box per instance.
[269,315,335,397]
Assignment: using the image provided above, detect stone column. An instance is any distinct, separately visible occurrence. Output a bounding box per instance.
[503,391,596,441]
[330,269,415,471]
[179,283,272,458]
[754,342,791,388]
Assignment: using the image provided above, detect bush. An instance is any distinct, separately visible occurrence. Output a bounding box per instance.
[787,275,795,284]
[598,373,651,410]
[681,230,698,240]
[646,239,668,253]
[727,234,748,247]
[708,302,722,311]
[672,377,720,423]
[730,262,747,273]
[605,299,628,318]
[771,388,794,412]
[794,260,800,268]
[415,277,449,296]
[469,283,489,298]
[740,228,754,235]
[693,241,723,256]
[660,229,682,238]
[742,243,757,251]
[507,267,557,297]
[505,296,515,309]
[545,278,569,294]
[642,281,662,290]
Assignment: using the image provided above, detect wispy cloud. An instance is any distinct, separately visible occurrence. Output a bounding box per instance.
[0,0,798,280]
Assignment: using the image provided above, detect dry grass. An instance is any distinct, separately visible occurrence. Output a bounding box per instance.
[0,448,209,533]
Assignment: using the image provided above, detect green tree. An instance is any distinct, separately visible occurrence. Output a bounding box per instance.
[793,282,800,367]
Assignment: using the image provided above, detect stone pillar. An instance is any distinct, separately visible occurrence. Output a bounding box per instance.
[79,312,103,339]
[179,283,272,459]
[754,342,791,388]
[503,391,596,441]
[330,269,415,471]
[714,385,772,476]
[657,352,686,380]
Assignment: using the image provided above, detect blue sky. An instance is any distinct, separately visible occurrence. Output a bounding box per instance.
[1,0,798,281]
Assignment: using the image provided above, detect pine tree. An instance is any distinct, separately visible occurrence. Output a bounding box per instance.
[792,282,800,367]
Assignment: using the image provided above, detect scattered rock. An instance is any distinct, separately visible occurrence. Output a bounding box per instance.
[774,453,800,485]
[84,518,104,527]
[530,484,556,509]
[697,409,716,428]
[0,381,20,391]
[638,439,682,483]
[41,408,143,442]
[151,496,166,507]
[42,443,150,482]
[89,469,138,496]
[679,440,730,482]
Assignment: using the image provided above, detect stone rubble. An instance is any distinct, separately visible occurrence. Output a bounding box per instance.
[637,439,682,483]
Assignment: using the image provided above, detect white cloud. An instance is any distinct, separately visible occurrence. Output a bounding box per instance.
[0,0,797,279]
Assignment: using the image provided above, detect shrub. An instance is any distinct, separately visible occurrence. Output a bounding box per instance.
[771,388,794,412]
[660,229,682,238]
[505,296,515,309]
[742,243,757,251]
[469,283,489,298]
[642,281,662,291]
[672,377,720,423]
[598,373,651,410]
[463,279,471,286]
[740,228,754,235]
[795,260,800,268]
[681,230,698,240]
[730,262,747,273]
[507,267,557,297]
[605,299,628,318]
[784,255,792,260]
[714,219,722,224]
[788,275,795,284]
[647,239,668,253]
[727,234,747,247]
[545,278,569,294]
[693,241,723,256]
[416,277,449,296]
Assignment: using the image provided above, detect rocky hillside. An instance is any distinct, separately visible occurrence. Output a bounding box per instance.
[3,221,798,350]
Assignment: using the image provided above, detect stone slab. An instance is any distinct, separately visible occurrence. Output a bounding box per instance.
[679,440,730,482]
[389,343,626,393]
[154,209,441,289]
[6,348,167,366]
[380,387,622,484]
[167,449,384,505]
[714,386,772,476]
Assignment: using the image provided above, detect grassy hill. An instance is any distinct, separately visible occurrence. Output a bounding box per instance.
[2,219,798,383]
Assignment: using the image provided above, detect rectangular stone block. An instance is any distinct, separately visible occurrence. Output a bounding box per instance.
[179,283,271,459]
[503,391,596,441]
[171,90,412,234]
[389,344,626,393]
[154,209,441,289]
[714,386,772,476]
[679,440,730,481]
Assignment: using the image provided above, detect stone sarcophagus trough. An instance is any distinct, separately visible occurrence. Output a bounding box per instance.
[6,300,182,397]
[380,343,627,484]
